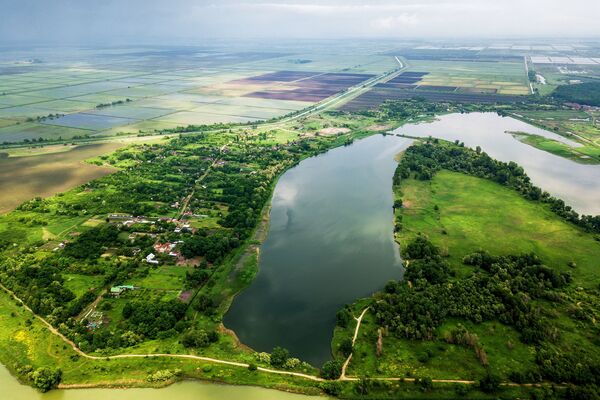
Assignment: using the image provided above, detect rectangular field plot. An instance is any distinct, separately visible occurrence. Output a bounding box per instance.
[87,105,176,120]
[0,122,92,143]
[0,94,54,107]
[215,96,311,110]
[102,83,183,98]
[340,86,525,112]
[96,120,182,136]
[27,81,134,99]
[153,111,255,125]
[405,60,530,95]
[32,99,98,113]
[189,104,285,119]
[0,118,18,129]
[0,105,66,119]
[43,113,138,130]
[242,71,374,102]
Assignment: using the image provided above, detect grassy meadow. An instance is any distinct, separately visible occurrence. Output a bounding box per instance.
[341,167,600,387]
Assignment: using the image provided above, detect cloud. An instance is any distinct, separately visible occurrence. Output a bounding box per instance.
[0,0,599,44]
[370,14,419,31]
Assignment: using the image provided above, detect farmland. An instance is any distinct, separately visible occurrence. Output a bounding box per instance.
[0,143,121,213]
[0,47,391,145]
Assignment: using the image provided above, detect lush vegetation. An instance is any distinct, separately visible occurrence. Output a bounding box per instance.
[2,99,600,398]
[394,140,600,233]
[553,82,600,106]
[335,141,600,398]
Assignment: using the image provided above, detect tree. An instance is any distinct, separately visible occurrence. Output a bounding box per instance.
[29,367,62,392]
[270,346,290,368]
[339,337,353,357]
[479,371,501,393]
[320,359,343,380]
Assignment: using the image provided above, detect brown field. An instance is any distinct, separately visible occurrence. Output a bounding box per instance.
[240,71,374,102]
[0,143,120,213]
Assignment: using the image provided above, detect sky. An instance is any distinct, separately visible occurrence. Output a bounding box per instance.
[1,0,599,44]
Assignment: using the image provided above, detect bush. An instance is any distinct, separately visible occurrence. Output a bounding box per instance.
[254,352,271,364]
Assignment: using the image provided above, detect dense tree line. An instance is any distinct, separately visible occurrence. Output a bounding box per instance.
[552,82,600,106]
[121,299,187,339]
[373,238,570,343]
[395,142,600,233]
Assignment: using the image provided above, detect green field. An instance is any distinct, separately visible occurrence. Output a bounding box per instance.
[341,166,600,387]
[407,60,531,95]
[396,170,600,283]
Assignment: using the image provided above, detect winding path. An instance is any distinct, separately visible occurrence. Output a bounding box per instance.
[0,280,557,389]
[340,307,369,380]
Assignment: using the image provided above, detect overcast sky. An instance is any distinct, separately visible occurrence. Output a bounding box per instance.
[2,0,599,45]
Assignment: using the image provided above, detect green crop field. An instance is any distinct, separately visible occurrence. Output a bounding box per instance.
[407,60,531,95]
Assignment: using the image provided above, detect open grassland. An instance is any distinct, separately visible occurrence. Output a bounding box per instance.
[396,170,600,283]
[342,167,600,391]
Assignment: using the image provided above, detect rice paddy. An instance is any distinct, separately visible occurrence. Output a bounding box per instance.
[0,47,387,144]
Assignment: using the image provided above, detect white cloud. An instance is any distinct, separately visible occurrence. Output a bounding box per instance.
[370,14,419,31]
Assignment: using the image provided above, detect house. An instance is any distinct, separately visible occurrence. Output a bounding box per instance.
[154,242,177,254]
[110,287,125,296]
[110,285,135,296]
[146,253,159,264]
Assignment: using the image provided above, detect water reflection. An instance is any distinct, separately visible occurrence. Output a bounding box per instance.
[396,112,600,215]
[225,135,411,366]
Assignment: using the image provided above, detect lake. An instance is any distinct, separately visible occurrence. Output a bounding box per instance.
[225,112,600,367]
[0,365,324,400]
[225,135,412,366]
[396,112,600,215]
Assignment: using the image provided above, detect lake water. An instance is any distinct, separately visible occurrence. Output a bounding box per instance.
[225,135,412,366]
[396,112,600,215]
[225,112,600,367]
[0,365,323,400]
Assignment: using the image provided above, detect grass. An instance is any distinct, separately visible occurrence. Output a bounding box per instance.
[512,132,600,163]
[63,274,104,297]
[131,265,190,291]
[396,170,600,284]
[344,168,600,384]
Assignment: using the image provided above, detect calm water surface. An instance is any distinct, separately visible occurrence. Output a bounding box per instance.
[396,112,600,215]
[0,365,323,400]
[225,135,411,366]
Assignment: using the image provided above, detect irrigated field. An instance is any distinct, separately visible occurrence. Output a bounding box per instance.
[0,48,390,145]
